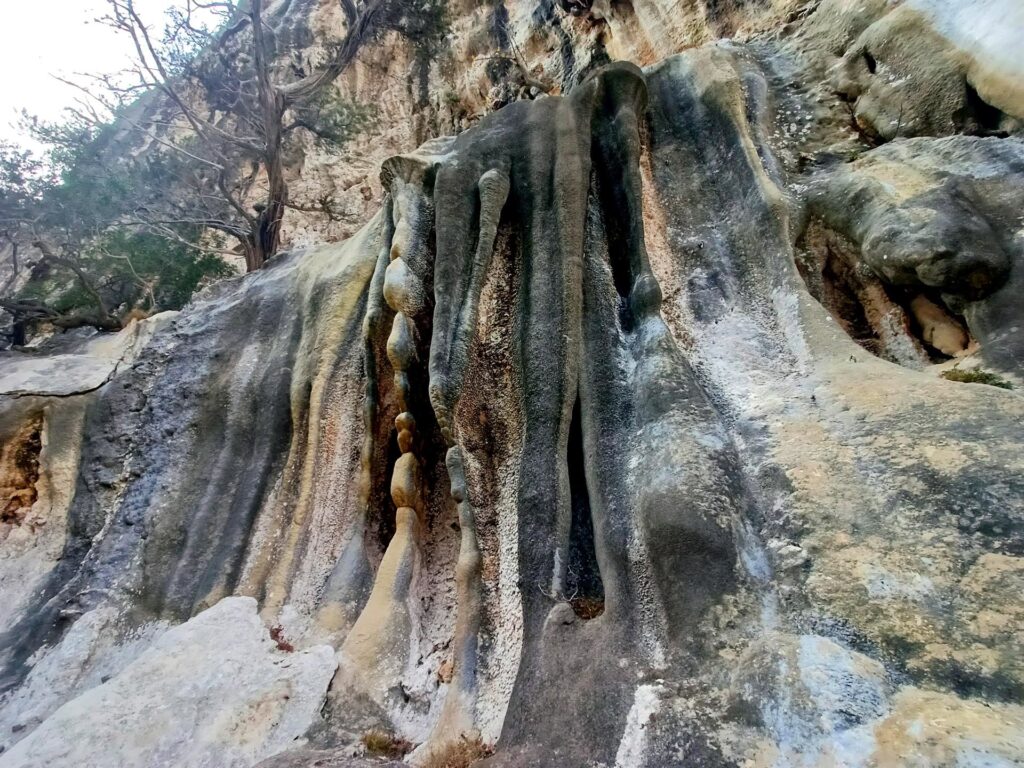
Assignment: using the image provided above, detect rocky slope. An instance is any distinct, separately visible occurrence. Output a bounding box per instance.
[1,1,1024,766]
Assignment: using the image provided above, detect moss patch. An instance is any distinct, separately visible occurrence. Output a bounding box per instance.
[941,369,1014,390]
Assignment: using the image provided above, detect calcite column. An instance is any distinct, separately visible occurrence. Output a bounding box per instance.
[339,192,429,696]
[418,169,510,757]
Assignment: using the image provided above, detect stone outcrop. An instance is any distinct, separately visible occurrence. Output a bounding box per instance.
[0,597,336,768]
[808,135,1024,373]
[2,2,1024,767]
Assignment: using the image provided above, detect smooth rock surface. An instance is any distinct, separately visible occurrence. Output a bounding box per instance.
[0,597,336,768]
[1,2,1023,767]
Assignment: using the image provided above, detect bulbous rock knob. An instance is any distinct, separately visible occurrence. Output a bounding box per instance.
[391,452,422,509]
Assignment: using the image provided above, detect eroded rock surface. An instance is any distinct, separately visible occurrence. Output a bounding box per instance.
[1,2,1023,767]
[0,597,336,768]
[809,136,1024,374]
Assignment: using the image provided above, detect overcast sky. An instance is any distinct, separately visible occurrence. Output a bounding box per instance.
[0,0,177,147]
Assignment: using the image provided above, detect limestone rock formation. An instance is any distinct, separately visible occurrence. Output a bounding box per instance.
[2,2,1024,767]
[0,597,336,768]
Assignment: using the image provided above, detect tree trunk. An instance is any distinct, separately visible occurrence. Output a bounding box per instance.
[248,0,289,272]
[242,237,262,273]
[11,320,26,347]
[257,100,288,268]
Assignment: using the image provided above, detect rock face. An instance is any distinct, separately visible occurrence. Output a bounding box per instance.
[2,2,1024,767]
[808,136,1024,372]
[0,597,336,768]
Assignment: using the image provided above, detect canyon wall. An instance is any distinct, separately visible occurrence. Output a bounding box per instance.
[1,1,1023,766]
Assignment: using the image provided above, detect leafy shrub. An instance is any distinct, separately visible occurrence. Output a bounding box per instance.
[17,228,234,320]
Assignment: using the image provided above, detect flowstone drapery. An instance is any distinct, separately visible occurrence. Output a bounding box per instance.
[2,19,1024,765]
[307,63,743,760]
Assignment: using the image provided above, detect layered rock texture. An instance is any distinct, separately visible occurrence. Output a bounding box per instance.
[2,1,1024,766]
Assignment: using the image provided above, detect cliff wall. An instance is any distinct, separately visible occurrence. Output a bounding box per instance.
[1,2,1023,766]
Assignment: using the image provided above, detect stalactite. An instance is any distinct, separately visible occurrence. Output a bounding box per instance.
[339,185,432,699]
[418,170,511,758]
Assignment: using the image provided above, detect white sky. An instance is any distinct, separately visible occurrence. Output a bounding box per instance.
[0,0,177,146]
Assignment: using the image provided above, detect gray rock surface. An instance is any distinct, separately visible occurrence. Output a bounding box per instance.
[0,597,336,768]
[1,2,1023,767]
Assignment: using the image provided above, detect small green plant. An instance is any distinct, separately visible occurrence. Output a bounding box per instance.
[361,728,412,759]
[941,368,1014,390]
[420,735,494,768]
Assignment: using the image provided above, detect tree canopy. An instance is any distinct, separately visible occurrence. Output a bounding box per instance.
[1,0,449,345]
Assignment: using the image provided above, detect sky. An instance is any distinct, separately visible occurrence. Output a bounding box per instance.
[0,0,178,147]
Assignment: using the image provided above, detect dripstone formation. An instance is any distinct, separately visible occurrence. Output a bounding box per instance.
[1,1,1024,766]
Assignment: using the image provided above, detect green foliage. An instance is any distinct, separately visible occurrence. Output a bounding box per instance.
[17,114,139,240]
[18,277,95,315]
[0,141,49,231]
[0,141,45,199]
[22,113,105,178]
[4,0,443,335]
[98,229,235,310]
[15,227,233,319]
[289,90,376,148]
[3,111,235,330]
[941,368,1014,390]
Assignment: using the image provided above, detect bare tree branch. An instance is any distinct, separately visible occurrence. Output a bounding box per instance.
[32,238,115,323]
[279,0,388,103]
